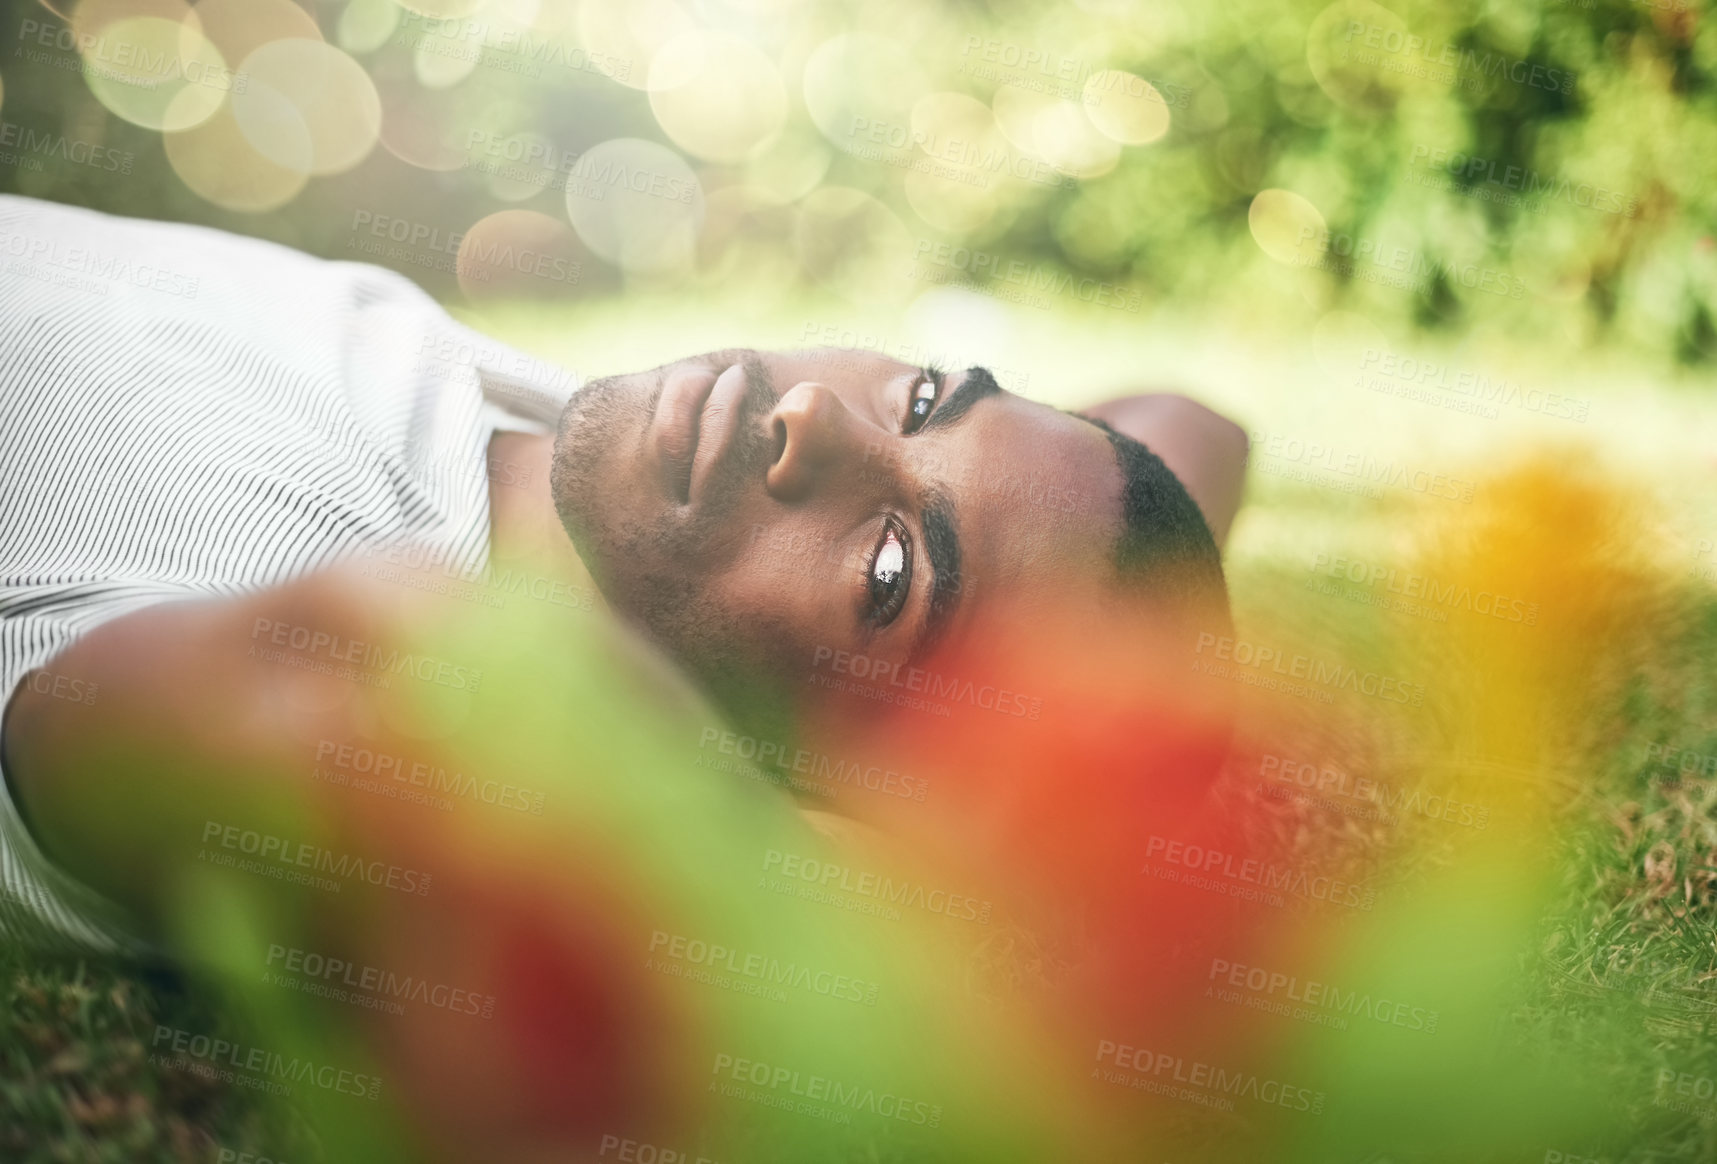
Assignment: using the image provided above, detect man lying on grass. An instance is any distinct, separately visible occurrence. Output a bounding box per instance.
[0,194,1246,1156]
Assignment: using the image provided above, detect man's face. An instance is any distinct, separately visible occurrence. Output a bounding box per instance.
[550,348,1125,722]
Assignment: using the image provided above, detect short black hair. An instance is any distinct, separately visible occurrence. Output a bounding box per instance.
[1085,416,1230,624]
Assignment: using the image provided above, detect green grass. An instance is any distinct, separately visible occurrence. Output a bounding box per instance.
[0,950,321,1163]
[13,592,1716,1161]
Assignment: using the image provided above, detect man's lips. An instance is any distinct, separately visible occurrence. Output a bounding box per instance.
[689,365,751,506]
[649,363,750,506]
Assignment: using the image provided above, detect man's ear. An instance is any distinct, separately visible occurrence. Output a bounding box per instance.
[1079,393,1247,548]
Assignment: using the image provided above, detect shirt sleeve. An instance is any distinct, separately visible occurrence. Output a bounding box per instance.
[0,583,186,957]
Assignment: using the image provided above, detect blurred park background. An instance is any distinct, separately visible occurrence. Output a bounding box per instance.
[0,0,1713,359]
[2,0,1713,513]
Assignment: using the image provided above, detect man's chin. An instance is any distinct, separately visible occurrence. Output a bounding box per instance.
[548,372,651,578]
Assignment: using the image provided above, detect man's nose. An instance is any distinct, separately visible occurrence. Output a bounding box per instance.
[764,381,879,502]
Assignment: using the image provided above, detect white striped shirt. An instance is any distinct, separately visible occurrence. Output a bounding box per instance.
[0,195,574,956]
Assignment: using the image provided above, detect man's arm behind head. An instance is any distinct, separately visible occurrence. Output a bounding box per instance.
[1081,392,1249,548]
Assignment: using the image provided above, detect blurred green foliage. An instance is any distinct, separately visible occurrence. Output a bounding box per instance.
[0,0,1713,361]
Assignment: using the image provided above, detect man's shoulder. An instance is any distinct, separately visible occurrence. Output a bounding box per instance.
[0,194,303,262]
[0,194,431,309]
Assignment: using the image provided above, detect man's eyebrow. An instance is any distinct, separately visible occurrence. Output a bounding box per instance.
[921,365,1002,433]
[914,493,962,665]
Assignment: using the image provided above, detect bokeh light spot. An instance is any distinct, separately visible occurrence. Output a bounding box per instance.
[1307,0,1419,111]
[164,100,310,211]
[1249,187,1328,264]
[82,15,229,132]
[576,0,694,92]
[337,0,401,55]
[457,209,586,301]
[564,137,703,274]
[741,128,831,205]
[1082,70,1171,145]
[648,31,787,164]
[803,33,928,157]
[413,28,481,89]
[992,80,1123,178]
[187,0,321,73]
[235,39,381,176]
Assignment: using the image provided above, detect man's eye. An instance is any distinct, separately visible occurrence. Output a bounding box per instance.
[864,519,912,626]
[902,374,940,435]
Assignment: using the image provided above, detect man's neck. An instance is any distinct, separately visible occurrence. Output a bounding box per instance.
[485,430,597,592]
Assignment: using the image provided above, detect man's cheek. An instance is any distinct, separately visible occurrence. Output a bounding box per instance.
[747,549,866,685]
